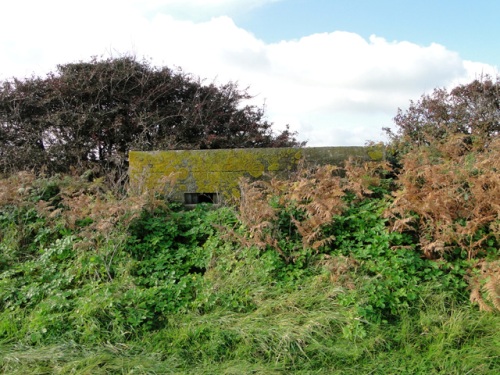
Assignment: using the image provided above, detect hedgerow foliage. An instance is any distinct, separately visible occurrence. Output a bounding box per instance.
[233,77,500,315]
[388,136,499,259]
[385,76,500,311]
[236,159,472,321]
[0,161,498,372]
[0,56,302,178]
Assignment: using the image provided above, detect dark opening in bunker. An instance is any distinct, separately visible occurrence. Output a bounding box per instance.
[184,193,219,205]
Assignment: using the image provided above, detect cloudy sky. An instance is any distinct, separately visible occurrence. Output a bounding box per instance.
[1,0,498,146]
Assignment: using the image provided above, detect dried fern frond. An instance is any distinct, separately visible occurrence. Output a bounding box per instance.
[344,158,391,198]
[386,133,500,259]
[237,165,350,260]
[469,260,500,312]
[0,171,36,207]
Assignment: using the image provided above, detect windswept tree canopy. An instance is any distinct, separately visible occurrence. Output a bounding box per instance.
[0,56,303,175]
[386,76,500,153]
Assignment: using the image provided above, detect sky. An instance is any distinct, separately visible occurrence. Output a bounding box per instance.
[1,0,498,146]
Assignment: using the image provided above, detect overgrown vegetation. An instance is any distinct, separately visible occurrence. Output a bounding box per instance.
[0,74,499,373]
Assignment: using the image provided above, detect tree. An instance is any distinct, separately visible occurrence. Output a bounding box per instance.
[385,76,500,155]
[0,56,303,176]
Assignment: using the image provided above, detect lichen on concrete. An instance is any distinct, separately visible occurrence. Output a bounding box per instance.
[129,146,383,203]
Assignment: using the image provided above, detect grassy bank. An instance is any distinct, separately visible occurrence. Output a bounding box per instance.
[0,170,499,374]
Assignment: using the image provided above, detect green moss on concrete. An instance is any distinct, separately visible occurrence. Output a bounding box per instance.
[366,144,385,161]
[129,146,383,203]
[129,148,302,202]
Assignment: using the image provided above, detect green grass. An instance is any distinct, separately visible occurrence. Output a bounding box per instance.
[1,289,499,374]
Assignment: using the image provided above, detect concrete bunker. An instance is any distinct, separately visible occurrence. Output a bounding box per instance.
[128,146,384,204]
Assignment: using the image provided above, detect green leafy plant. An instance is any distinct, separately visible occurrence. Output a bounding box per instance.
[326,197,469,322]
[125,204,227,320]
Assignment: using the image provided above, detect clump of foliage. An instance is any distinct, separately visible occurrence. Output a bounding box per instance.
[0,55,302,178]
[384,76,500,312]
[235,160,469,322]
[237,160,388,259]
[387,77,499,153]
[1,168,499,373]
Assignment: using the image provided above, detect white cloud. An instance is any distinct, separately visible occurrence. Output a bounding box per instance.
[130,0,283,21]
[152,0,280,8]
[0,1,497,146]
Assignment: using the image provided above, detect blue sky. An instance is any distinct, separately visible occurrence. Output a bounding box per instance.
[1,0,498,146]
[237,0,499,66]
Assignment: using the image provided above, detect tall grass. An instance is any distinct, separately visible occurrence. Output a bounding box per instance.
[1,289,498,374]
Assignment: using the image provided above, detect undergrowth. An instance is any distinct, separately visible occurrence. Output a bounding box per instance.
[0,157,499,373]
